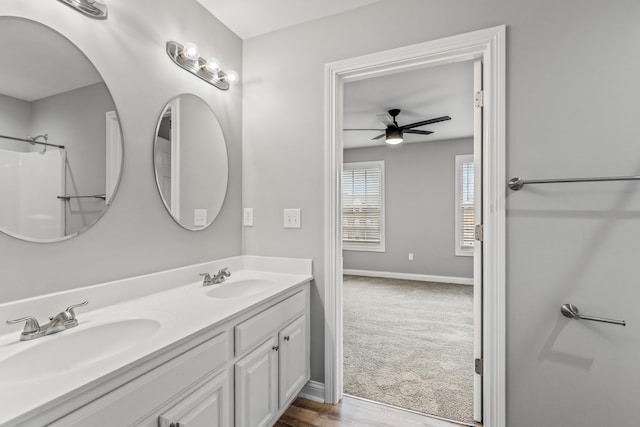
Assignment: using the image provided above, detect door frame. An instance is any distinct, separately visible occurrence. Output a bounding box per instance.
[323,26,506,427]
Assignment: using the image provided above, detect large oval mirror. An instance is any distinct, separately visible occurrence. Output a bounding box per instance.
[153,94,228,230]
[0,17,123,243]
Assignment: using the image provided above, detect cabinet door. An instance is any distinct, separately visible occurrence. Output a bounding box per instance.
[235,337,278,427]
[278,315,309,408]
[158,369,229,427]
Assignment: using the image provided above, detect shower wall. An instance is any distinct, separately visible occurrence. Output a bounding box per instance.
[0,148,64,239]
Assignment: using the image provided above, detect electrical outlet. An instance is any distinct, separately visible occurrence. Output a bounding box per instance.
[243,208,254,227]
[194,209,207,227]
[284,209,301,228]
[408,253,414,261]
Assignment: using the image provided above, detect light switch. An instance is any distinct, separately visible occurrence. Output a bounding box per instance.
[194,209,207,227]
[284,208,301,229]
[243,208,254,227]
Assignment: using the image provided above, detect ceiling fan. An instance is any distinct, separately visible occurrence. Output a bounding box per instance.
[344,108,451,145]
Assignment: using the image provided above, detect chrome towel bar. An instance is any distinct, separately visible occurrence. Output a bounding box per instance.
[561,303,626,326]
[57,194,106,201]
[508,175,640,191]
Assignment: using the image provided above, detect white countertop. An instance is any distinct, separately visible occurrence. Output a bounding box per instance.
[0,256,312,426]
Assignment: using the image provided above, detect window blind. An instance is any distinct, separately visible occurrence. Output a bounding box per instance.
[342,163,382,244]
[460,160,475,248]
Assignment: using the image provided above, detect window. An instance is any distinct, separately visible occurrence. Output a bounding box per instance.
[342,161,385,252]
[455,154,475,256]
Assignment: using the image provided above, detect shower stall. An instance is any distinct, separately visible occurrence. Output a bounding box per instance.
[0,135,66,240]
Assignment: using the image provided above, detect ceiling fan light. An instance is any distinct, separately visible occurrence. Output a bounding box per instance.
[385,127,403,144]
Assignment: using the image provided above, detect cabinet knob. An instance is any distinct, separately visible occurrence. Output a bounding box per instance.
[284,336,290,342]
[272,345,279,351]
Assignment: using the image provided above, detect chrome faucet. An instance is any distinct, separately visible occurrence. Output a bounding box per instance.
[200,273,214,286]
[213,267,231,284]
[6,301,88,341]
[200,268,231,286]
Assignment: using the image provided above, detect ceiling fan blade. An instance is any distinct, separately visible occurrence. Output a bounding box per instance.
[376,114,394,126]
[372,133,386,140]
[405,129,434,135]
[343,128,385,131]
[399,115,451,130]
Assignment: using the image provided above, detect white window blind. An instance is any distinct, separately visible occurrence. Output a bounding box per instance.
[342,161,385,251]
[456,154,475,256]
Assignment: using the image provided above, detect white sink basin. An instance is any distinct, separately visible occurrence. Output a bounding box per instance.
[0,318,162,383]
[205,279,275,299]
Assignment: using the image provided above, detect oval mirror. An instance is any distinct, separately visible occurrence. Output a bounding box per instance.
[0,17,123,243]
[153,94,228,230]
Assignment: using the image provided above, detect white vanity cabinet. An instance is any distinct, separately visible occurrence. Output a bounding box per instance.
[50,332,232,427]
[234,289,310,427]
[44,283,310,427]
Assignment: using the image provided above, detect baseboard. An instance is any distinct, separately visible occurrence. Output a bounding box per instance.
[343,269,473,286]
[298,380,325,403]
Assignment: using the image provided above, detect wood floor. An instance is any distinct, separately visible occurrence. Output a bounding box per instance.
[275,396,476,427]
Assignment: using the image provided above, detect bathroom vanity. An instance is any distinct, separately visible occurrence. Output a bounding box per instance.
[0,256,312,427]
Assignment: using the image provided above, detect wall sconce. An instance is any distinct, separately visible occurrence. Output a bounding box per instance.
[166,41,239,91]
[57,0,108,19]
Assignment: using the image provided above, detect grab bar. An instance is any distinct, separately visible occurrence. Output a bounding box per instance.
[561,303,626,326]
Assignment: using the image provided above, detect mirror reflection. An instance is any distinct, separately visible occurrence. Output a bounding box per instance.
[0,17,123,242]
[154,94,228,230]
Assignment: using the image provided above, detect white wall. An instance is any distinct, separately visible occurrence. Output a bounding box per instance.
[0,94,30,152]
[343,138,473,279]
[29,82,114,235]
[0,0,243,302]
[243,0,640,425]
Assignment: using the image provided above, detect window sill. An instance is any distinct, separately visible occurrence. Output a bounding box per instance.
[343,244,385,253]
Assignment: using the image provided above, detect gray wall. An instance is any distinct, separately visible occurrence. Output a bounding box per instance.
[0,94,29,152]
[343,138,473,279]
[29,82,114,235]
[0,0,243,302]
[243,1,640,426]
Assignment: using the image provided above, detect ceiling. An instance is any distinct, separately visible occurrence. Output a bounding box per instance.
[195,0,381,39]
[343,61,475,149]
[0,18,102,102]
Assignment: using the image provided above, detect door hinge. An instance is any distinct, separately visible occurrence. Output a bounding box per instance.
[475,358,484,375]
[474,90,484,108]
[475,224,484,242]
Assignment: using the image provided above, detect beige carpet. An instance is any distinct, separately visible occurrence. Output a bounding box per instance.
[343,275,474,424]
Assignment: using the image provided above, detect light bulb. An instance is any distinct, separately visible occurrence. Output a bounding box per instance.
[201,57,221,73]
[385,127,403,144]
[180,42,199,61]
[223,70,239,85]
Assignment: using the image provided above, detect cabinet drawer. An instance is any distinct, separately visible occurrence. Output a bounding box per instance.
[235,289,306,356]
[52,332,230,427]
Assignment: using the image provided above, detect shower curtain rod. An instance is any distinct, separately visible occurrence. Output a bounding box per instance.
[0,133,65,149]
[508,175,640,191]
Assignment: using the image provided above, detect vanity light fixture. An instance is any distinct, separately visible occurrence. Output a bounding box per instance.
[57,0,108,19]
[166,41,239,91]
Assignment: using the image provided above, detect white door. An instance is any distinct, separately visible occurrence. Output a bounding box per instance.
[278,315,309,408]
[235,338,278,427]
[472,58,484,423]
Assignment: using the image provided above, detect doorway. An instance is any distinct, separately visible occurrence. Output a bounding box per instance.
[323,26,506,427]
[340,59,477,424]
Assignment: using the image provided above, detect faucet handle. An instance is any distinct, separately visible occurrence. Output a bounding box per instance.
[6,316,40,333]
[65,301,88,320]
[200,273,213,286]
